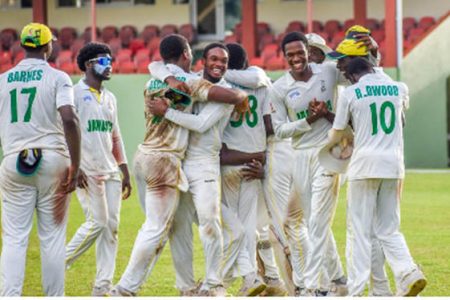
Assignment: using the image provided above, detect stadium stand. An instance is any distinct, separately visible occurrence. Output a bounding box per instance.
[0,15,443,74]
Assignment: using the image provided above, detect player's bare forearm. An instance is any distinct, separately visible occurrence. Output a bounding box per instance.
[207,86,247,105]
[324,111,335,124]
[263,114,275,136]
[119,163,132,200]
[59,106,81,172]
[220,143,266,166]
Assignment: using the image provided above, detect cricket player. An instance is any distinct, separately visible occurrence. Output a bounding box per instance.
[305,33,333,64]
[270,31,345,295]
[148,42,272,296]
[332,57,426,296]
[110,34,247,296]
[65,42,131,296]
[0,23,81,296]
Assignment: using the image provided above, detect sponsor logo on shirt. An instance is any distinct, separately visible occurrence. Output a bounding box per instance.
[83,95,93,102]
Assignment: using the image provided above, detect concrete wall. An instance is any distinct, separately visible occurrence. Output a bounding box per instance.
[0,0,446,35]
[401,16,450,168]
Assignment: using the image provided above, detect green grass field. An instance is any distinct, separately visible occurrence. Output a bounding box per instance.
[3,171,450,296]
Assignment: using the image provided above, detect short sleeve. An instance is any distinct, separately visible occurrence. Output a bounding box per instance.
[55,71,74,108]
[333,88,352,130]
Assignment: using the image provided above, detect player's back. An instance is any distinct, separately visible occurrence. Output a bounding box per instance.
[0,58,73,157]
[223,84,267,153]
[344,72,408,179]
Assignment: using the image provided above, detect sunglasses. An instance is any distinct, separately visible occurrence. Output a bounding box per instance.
[89,56,112,66]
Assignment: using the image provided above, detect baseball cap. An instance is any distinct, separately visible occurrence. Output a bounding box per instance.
[20,23,56,48]
[318,127,354,174]
[326,38,369,59]
[305,33,332,55]
[345,25,371,36]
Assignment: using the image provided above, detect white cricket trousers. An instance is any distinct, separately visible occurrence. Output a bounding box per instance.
[285,147,343,290]
[169,161,223,290]
[117,150,185,293]
[0,150,70,296]
[221,165,261,273]
[347,179,416,296]
[65,172,122,288]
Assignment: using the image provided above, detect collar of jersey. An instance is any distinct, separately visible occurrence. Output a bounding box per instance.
[286,63,321,86]
[359,72,383,82]
[18,58,48,66]
[166,63,188,76]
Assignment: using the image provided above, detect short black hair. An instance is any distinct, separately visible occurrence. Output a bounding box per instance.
[345,57,373,76]
[159,34,189,62]
[76,42,111,72]
[281,31,308,55]
[203,42,228,59]
[225,43,247,70]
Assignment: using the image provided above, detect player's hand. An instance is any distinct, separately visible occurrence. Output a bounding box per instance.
[166,76,192,95]
[354,33,379,52]
[241,159,264,181]
[62,165,79,194]
[234,96,250,114]
[148,97,170,117]
[77,169,88,189]
[122,174,132,200]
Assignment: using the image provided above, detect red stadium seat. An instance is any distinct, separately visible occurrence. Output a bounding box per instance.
[312,20,323,32]
[365,18,380,31]
[403,17,417,32]
[135,48,151,59]
[152,50,162,61]
[70,38,85,58]
[286,21,305,33]
[147,37,161,56]
[141,25,160,44]
[265,56,285,71]
[418,16,435,31]
[59,27,78,50]
[324,20,341,36]
[1,28,18,51]
[0,62,13,74]
[261,43,278,64]
[59,62,76,75]
[179,24,197,44]
[161,24,178,37]
[0,51,12,65]
[371,29,385,43]
[234,23,242,42]
[317,31,330,42]
[407,28,425,43]
[48,42,62,64]
[257,22,271,36]
[82,26,101,43]
[108,38,122,57]
[120,25,138,48]
[343,19,356,31]
[10,40,23,58]
[192,59,203,73]
[101,26,119,44]
[117,61,136,74]
[56,50,73,67]
[13,50,25,65]
[116,49,132,63]
[258,33,275,53]
[136,59,151,74]
[129,38,146,56]
[249,56,264,68]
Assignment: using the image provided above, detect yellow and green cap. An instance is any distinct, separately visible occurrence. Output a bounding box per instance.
[327,38,369,60]
[20,23,56,48]
[345,25,371,36]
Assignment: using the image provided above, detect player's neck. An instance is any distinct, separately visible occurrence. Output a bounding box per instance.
[290,65,313,82]
[84,76,102,92]
[25,53,46,60]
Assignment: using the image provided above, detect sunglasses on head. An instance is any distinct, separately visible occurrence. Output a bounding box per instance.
[89,56,112,66]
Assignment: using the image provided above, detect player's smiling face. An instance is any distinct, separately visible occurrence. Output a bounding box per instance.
[284,41,309,74]
[204,47,228,83]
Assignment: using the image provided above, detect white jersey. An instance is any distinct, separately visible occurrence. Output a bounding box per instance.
[222,83,268,153]
[139,64,212,158]
[333,72,409,180]
[0,58,74,157]
[270,62,340,150]
[74,79,127,176]
[164,78,234,163]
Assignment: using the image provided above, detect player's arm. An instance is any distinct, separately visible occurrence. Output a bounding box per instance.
[220,143,266,166]
[56,73,81,193]
[270,87,313,139]
[329,88,352,142]
[224,66,272,89]
[111,97,131,200]
[148,61,192,94]
[59,105,81,193]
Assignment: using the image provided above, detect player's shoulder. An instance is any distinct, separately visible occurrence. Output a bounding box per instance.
[395,80,409,94]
